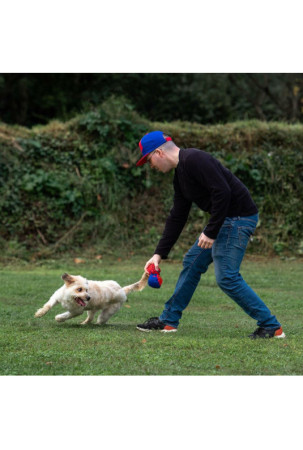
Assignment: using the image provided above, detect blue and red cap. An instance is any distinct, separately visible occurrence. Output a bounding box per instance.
[136,131,172,166]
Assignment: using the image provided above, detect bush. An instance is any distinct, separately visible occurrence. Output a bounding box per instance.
[1,97,303,258]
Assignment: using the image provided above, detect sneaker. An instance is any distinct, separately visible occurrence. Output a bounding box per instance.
[161,325,178,333]
[249,326,285,339]
[136,317,178,333]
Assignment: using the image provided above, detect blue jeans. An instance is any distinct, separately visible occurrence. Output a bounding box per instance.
[159,214,281,330]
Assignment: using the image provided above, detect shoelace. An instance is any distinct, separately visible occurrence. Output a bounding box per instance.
[144,317,159,325]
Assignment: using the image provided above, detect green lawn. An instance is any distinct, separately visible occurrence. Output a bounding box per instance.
[0,256,302,375]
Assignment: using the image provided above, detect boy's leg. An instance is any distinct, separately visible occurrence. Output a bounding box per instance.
[212,215,281,329]
[159,240,213,328]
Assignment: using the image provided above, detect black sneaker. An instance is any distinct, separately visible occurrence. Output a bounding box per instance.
[136,317,177,333]
[249,326,285,339]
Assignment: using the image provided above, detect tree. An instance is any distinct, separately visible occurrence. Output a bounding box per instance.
[0,73,302,126]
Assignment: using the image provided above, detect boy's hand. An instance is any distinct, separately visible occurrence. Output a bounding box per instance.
[144,254,162,273]
[198,232,215,249]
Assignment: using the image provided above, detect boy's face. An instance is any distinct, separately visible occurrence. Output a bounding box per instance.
[147,149,172,173]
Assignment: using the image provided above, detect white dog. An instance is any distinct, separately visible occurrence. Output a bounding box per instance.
[34,272,148,325]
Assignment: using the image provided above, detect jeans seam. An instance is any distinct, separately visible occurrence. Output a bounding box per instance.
[226,224,233,249]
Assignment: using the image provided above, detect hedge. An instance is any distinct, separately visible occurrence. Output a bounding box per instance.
[1,97,303,259]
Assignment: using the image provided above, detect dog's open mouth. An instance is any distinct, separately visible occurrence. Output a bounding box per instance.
[75,297,86,307]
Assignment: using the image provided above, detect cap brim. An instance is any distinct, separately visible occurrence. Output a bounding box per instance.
[136,155,148,166]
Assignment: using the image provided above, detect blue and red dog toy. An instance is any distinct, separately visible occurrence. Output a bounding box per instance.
[146,263,163,289]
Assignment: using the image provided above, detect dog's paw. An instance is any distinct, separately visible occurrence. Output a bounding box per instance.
[35,308,45,318]
[80,320,88,325]
[55,315,65,322]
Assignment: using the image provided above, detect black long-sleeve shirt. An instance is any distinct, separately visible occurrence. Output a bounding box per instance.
[154,148,258,259]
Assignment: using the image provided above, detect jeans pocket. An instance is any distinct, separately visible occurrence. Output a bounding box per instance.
[238,226,255,249]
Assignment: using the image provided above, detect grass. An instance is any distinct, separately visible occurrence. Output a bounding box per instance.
[0,255,302,375]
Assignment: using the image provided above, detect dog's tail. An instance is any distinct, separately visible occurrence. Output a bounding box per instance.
[122,272,148,295]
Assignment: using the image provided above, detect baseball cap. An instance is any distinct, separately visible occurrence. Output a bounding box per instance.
[136,131,172,166]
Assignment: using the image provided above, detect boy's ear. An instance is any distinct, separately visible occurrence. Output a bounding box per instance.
[62,273,75,285]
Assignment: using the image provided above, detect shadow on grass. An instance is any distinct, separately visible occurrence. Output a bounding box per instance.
[59,322,138,332]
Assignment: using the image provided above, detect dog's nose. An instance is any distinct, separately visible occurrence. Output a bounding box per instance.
[86,296,91,301]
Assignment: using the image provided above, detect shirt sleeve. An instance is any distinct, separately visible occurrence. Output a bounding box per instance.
[154,173,192,259]
[186,152,231,239]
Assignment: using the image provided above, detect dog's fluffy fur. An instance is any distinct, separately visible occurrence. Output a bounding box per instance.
[34,272,148,325]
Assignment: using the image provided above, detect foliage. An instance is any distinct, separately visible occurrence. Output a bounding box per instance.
[1,97,303,258]
[0,74,303,126]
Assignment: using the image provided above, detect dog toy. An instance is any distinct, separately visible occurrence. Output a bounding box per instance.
[146,263,163,289]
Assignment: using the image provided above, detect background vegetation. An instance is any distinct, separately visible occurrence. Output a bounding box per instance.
[1,96,303,259]
[1,74,303,126]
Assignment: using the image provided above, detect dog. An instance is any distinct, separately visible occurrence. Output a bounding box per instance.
[34,271,148,325]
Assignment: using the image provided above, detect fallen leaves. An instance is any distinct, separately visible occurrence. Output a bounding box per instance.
[74,258,85,264]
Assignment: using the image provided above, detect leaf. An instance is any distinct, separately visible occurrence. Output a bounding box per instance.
[74,258,85,264]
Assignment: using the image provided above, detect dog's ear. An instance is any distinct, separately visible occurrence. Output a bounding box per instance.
[62,273,75,285]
